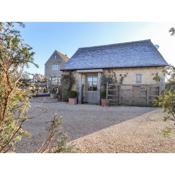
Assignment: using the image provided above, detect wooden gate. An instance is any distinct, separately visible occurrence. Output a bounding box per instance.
[106,83,160,106]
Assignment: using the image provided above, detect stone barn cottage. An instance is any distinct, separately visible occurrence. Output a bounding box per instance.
[45,50,69,89]
[61,40,168,105]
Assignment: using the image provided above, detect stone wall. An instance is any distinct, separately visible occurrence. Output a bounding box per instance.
[68,66,165,105]
[72,67,165,90]
[103,67,165,85]
[45,51,67,88]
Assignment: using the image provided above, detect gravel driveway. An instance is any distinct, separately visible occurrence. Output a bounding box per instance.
[17,97,156,152]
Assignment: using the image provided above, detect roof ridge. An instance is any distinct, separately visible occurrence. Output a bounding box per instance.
[55,50,67,57]
[54,50,69,61]
[78,39,151,50]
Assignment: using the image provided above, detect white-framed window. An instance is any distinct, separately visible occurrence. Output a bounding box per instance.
[52,64,59,71]
[50,76,61,85]
[136,74,142,84]
[51,77,58,85]
[58,77,61,85]
[87,75,98,91]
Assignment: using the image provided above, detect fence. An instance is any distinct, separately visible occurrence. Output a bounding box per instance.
[106,83,160,106]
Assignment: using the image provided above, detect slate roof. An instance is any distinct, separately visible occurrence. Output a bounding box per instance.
[62,40,168,71]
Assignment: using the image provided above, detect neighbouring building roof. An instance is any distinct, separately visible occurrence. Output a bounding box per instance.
[62,40,168,71]
[45,50,69,65]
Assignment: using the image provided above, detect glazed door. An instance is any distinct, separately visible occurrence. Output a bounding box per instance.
[84,74,99,104]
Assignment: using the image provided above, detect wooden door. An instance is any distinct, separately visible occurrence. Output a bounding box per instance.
[83,74,99,104]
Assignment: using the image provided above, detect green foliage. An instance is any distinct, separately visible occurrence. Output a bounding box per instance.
[101,90,106,99]
[38,115,72,153]
[69,90,77,98]
[43,87,48,93]
[153,72,161,82]
[101,72,128,86]
[154,65,175,137]
[0,22,35,152]
[155,90,175,123]
[50,87,57,94]
[61,72,75,101]
[101,72,128,99]
[162,127,172,137]
[0,22,71,153]
[169,27,175,36]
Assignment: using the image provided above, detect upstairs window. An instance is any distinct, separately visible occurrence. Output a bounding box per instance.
[52,64,59,71]
[50,76,61,85]
[136,74,142,84]
[51,77,58,85]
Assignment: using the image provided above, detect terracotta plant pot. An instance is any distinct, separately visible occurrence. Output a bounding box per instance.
[101,99,108,106]
[69,98,77,105]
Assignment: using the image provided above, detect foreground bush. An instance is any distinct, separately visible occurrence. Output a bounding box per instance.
[0,22,71,153]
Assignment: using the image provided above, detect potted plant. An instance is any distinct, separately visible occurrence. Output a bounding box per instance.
[50,87,57,98]
[68,90,77,105]
[101,90,108,106]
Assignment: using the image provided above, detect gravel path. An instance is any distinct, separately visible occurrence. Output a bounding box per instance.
[17,97,156,152]
[72,109,175,153]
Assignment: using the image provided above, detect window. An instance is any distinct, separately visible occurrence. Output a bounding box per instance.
[51,77,58,85]
[58,77,61,85]
[87,75,98,91]
[136,74,142,84]
[52,64,59,71]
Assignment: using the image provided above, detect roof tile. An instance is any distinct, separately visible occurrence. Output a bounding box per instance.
[62,40,168,70]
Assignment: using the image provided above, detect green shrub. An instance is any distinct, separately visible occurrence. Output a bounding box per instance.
[101,90,106,99]
[50,88,57,94]
[43,87,48,93]
[61,73,75,101]
[0,22,72,153]
[69,90,77,98]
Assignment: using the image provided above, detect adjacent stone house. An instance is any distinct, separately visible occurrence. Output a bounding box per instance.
[45,50,69,88]
[62,40,168,104]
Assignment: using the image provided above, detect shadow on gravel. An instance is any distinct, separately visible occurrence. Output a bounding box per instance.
[17,97,157,152]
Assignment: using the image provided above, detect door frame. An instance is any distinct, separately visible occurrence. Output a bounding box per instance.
[77,70,102,104]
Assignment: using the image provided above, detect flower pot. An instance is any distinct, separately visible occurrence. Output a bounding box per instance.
[101,99,108,106]
[69,98,77,105]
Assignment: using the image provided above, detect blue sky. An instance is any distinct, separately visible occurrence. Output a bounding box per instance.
[20,22,175,74]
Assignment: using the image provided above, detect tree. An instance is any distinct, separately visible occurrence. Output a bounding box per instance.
[154,28,175,134]
[169,27,175,36]
[154,65,175,123]
[0,22,70,152]
[0,22,36,152]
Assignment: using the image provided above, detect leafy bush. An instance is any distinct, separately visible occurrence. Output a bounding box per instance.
[0,22,36,152]
[61,73,75,101]
[154,65,175,136]
[43,87,48,93]
[50,87,57,94]
[38,116,73,153]
[101,90,106,99]
[155,90,175,123]
[69,90,77,98]
[0,22,72,153]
